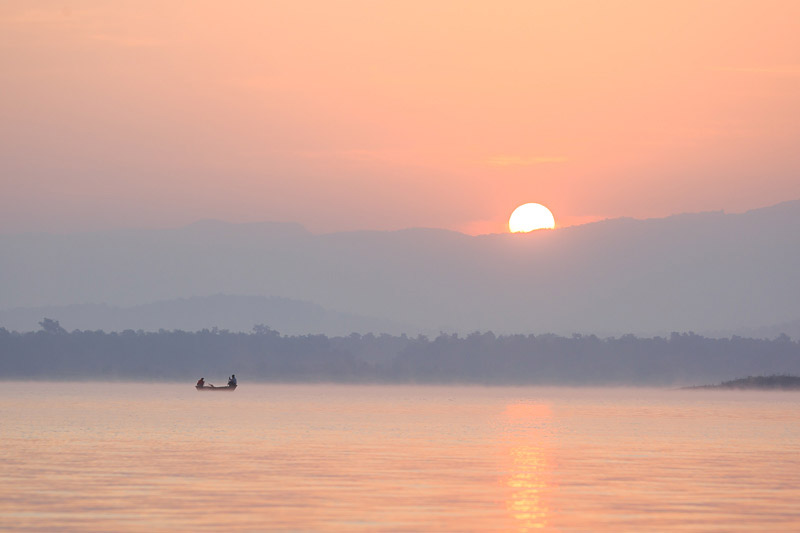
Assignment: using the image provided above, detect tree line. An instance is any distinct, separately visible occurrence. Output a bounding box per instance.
[1,319,798,385]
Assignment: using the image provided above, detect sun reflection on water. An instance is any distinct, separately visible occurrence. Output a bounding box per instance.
[502,403,554,531]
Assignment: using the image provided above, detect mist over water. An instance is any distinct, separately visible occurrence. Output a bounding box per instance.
[2,383,798,531]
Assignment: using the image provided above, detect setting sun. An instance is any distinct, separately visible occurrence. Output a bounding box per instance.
[508,203,556,233]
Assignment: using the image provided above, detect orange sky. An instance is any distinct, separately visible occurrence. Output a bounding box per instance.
[1,1,799,234]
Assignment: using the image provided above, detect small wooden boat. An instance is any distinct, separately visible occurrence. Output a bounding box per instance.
[196,384,237,391]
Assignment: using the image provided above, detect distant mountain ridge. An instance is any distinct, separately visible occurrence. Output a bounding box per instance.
[1,200,799,336]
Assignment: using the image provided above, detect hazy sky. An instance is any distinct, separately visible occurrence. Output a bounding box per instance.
[2,1,799,234]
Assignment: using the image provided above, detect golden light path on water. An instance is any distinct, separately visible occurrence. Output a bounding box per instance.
[1,383,800,531]
[503,404,553,530]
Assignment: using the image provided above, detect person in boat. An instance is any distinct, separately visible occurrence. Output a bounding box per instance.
[196,377,205,387]
[228,374,237,387]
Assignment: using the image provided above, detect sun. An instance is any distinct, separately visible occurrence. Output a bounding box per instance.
[508,203,556,233]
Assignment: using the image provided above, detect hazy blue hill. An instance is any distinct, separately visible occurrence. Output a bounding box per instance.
[0,295,408,336]
[1,201,799,336]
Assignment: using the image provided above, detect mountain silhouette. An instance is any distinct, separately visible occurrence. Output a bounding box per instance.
[1,201,799,336]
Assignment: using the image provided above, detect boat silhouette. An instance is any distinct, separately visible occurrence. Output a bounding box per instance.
[195,383,237,391]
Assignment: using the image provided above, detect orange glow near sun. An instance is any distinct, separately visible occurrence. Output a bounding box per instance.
[508,203,556,233]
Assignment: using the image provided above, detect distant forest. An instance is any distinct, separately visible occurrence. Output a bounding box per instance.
[1,319,799,386]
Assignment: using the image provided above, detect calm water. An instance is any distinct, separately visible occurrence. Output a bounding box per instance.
[1,383,799,532]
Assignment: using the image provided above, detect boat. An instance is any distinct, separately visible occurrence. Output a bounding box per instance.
[195,384,237,391]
